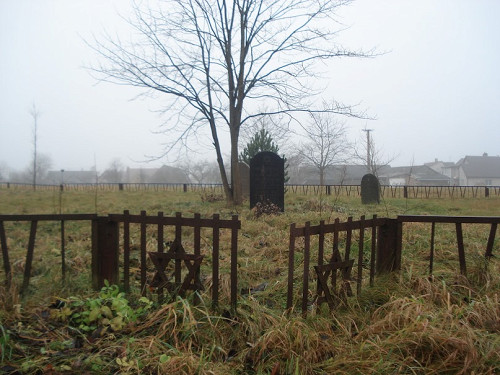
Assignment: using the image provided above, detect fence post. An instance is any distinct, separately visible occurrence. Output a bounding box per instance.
[376,218,401,273]
[92,217,119,290]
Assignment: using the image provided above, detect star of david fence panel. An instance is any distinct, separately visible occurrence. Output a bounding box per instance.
[148,240,205,301]
[286,215,401,316]
[104,211,241,308]
[314,245,355,311]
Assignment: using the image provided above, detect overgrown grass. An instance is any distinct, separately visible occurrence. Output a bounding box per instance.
[0,188,499,374]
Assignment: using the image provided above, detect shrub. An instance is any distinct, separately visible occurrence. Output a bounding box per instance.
[252,200,281,218]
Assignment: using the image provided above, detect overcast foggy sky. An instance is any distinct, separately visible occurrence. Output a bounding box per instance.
[1,0,499,173]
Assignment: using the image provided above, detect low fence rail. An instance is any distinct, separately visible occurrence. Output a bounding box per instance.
[398,215,499,275]
[2,182,499,198]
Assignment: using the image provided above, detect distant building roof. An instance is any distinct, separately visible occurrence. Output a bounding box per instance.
[456,155,500,178]
[424,160,455,168]
[387,165,450,183]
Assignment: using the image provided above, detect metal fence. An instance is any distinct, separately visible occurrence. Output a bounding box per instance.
[287,215,499,316]
[103,211,240,308]
[0,211,240,308]
[2,182,499,198]
[0,214,97,293]
[1,211,497,313]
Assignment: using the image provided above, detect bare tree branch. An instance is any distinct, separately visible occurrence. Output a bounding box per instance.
[299,112,350,185]
[87,0,374,204]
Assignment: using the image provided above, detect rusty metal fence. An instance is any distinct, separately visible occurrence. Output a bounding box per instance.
[1,211,497,313]
[2,182,499,198]
[101,211,240,308]
[398,215,499,275]
[0,212,240,308]
[287,215,499,316]
[287,216,401,315]
[0,214,97,293]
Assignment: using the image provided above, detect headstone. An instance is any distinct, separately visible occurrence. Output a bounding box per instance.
[238,162,250,198]
[250,151,284,211]
[361,173,380,204]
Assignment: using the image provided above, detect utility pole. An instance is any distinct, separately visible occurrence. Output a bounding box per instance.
[362,128,373,173]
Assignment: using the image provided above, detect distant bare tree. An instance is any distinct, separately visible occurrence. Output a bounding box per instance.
[284,151,305,184]
[11,153,53,184]
[299,113,350,185]
[181,160,221,184]
[0,162,9,182]
[29,103,40,190]
[89,0,371,204]
[100,159,124,183]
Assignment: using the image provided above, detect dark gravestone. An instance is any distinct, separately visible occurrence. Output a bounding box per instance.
[238,162,250,198]
[361,173,380,204]
[250,151,284,211]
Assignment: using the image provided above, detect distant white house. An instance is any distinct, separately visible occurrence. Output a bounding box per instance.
[384,165,451,186]
[424,159,457,180]
[454,154,500,186]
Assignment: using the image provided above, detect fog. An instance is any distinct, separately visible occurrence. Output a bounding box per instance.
[1,0,499,175]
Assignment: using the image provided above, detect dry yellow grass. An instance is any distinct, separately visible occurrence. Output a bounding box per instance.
[0,188,499,373]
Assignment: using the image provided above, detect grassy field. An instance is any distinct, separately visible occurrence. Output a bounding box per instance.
[0,188,499,374]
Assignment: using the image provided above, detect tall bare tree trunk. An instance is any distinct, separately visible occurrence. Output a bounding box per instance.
[230,129,242,205]
[30,103,40,191]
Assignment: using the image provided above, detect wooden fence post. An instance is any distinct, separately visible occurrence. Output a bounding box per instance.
[92,217,119,290]
[376,218,401,273]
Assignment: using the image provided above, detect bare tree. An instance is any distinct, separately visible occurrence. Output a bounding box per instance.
[100,158,124,183]
[89,0,370,204]
[181,160,221,184]
[299,112,350,186]
[29,103,40,190]
[0,162,8,182]
[353,127,395,176]
[284,151,305,184]
[12,153,53,184]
